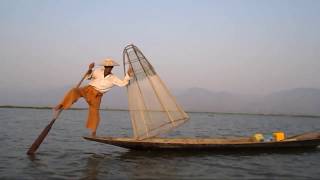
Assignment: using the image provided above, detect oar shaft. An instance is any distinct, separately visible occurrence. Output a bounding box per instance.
[76,73,88,88]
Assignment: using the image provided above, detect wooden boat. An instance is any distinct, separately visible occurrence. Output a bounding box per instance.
[84,45,320,152]
[83,132,320,151]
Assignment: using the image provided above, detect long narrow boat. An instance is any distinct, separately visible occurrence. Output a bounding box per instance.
[85,44,320,152]
[83,132,320,151]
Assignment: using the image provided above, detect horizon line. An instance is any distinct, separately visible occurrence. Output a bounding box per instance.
[0,105,319,118]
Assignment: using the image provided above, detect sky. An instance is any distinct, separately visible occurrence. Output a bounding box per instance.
[1,0,320,104]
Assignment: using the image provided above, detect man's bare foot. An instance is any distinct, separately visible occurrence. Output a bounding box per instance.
[52,105,62,118]
[52,108,58,118]
[91,132,96,137]
[54,104,62,111]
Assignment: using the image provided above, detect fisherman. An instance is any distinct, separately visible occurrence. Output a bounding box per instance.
[54,58,133,136]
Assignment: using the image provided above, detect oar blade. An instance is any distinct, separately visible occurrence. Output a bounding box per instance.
[27,118,56,155]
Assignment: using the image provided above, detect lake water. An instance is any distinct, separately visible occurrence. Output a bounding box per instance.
[0,108,319,179]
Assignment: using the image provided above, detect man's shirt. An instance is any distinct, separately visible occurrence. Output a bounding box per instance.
[88,67,132,93]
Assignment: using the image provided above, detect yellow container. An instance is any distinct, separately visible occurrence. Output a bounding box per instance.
[253,133,264,142]
[273,131,285,141]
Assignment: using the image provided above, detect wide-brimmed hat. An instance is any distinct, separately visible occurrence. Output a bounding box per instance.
[99,58,120,67]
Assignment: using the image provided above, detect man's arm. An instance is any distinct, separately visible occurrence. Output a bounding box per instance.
[112,74,132,87]
[112,68,133,87]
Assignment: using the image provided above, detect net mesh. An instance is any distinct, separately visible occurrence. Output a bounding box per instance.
[123,44,189,140]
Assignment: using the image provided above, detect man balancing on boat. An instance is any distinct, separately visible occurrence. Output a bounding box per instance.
[53,58,133,136]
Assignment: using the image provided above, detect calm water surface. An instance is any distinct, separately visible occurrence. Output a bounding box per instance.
[0,108,319,179]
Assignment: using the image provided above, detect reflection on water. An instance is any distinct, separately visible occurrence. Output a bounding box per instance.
[79,148,320,179]
[0,108,319,179]
[82,154,106,179]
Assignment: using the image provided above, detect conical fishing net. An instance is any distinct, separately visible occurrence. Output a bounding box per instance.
[123,44,189,140]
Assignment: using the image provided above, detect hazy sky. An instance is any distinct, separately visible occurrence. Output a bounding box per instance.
[1,0,320,98]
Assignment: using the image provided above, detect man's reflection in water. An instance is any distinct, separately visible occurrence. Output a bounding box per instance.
[117,150,181,179]
[82,150,189,179]
[82,154,106,179]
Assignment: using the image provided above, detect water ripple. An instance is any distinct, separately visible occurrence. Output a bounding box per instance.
[0,108,319,179]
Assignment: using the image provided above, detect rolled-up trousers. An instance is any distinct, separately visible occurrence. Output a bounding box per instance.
[57,85,103,132]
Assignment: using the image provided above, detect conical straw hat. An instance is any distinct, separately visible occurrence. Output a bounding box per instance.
[99,58,120,66]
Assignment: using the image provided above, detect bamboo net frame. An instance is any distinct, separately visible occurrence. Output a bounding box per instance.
[123,44,189,140]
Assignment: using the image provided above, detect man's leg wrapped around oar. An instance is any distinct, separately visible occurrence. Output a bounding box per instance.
[55,85,103,136]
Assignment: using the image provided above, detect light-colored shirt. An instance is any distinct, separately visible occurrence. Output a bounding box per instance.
[87,67,132,93]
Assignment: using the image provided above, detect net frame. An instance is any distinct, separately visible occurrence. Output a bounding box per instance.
[123,44,189,140]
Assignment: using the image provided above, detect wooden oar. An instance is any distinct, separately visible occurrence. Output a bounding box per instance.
[27,63,94,155]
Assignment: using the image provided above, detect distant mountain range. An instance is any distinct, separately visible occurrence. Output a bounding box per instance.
[1,86,320,116]
[176,87,320,116]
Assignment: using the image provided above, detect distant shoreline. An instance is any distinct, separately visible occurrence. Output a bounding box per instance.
[0,105,319,118]
[0,105,119,111]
